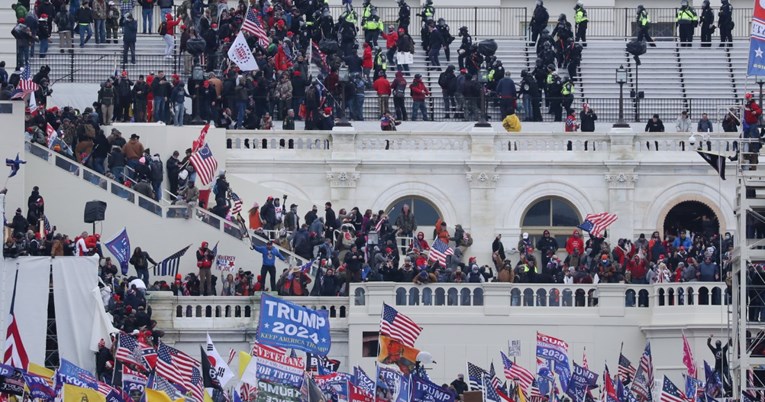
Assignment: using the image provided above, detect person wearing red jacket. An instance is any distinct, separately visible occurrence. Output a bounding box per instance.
[381,25,398,65]
[362,43,374,85]
[162,13,182,58]
[274,44,293,72]
[410,73,430,121]
[373,74,391,116]
[565,229,585,256]
[744,92,762,167]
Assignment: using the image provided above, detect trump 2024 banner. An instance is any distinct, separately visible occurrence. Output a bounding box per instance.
[257,293,331,355]
[749,0,765,76]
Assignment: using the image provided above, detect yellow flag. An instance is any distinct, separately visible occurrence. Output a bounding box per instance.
[516,386,528,402]
[203,389,214,402]
[146,388,186,402]
[63,384,106,402]
[377,335,420,375]
[238,351,251,379]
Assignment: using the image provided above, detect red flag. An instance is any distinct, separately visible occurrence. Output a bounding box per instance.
[603,365,618,401]
[192,123,210,153]
[682,334,697,379]
[348,382,374,402]
[3,270,29,370]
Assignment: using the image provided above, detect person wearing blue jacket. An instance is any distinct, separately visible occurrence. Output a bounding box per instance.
[673,231,692,251]
[255,241,287,291]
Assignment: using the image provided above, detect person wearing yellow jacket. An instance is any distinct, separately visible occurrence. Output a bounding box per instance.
[502,113,522,132]
[676,0,698,47]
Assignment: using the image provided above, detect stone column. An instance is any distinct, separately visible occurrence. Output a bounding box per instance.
[604,169,638,241]
[466,167,499,264]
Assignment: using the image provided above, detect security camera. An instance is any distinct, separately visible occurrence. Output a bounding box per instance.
[688,133,697,146]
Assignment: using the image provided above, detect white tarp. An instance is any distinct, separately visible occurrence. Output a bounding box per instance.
[0,257,51,366]
[53,257,99,373]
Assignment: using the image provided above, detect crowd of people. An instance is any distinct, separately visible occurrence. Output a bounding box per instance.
[4,0,748,129]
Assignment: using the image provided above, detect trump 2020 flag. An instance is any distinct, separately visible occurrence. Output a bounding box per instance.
[105,228,131,276]
[749,0,765,76]
[227,32,260,72]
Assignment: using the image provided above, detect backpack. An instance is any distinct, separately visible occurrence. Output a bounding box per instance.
[158,21,166,35]
[393,80,405,97]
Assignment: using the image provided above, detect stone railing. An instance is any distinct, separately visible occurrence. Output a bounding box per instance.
[148,293,349,331]
[147,283,727,330]
[350,282,728,309]
[225,130,739,156]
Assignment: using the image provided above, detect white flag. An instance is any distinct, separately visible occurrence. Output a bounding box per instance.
[227,32,260,72]
[205,333,236,387]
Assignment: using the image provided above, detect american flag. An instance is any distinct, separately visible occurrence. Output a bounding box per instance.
[467,362,488,391]
[251,342,286,356]
[578,212,618,238]
[631,342,654,401]
[189,144,218,186]
[43,215,51,234]
[529,379,543,402]
[45,123,57,148]
[380,303,422,347]
[488,362,502,390]
[483,373,511,402]
[374,216,385,233]
[681,334,697,379]
[311,40,328,71]
[230,192,243,215]
[154,245,191,277]
[151,373,185,400]
[3,271,28,370]
[115,333,144,369]
[618,353,637,382]
[11,64,38,100]
[241,6,270,48]
[501,351,533,394]
[227,349,236,365]
[97,382,114,396]
[659,376,685,402]
[156,342,203,402]
[428,238,454,267]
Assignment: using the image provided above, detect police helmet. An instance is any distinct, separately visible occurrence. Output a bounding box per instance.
[558,13,566,21]
[547,63,555,70]
[437,17,445,25]
[521,69,529,77]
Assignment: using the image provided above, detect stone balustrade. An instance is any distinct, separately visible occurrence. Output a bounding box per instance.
[226,130,739,156]
[148,282,728,331]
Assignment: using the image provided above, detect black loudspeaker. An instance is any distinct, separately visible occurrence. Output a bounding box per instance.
[84,200,107,223]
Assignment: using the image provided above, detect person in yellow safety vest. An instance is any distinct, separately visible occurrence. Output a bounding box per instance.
[340,3,357,26]
[561,77,574,113]
[574,1,588,46]
[635,5,656,47]
[374,47,387,76]
[361,0,373,24]
[420,0,434,25]
[363,7,383,47]
[675,0,698,47]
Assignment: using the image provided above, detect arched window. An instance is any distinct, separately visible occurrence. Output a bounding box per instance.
[521,197,581,245]
[386,196,442,227]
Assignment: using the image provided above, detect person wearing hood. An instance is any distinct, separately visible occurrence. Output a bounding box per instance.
[195,241,214,295]
[496,71,516,119]
[439,65,456,119]
[392,71,408,121]
[395,27,414,73]
[12,19,33,67]
[530,0,549,45]
[120,12,137,64]
[536,230,559,268]
[410,73,430,121]
[565,229,585,256]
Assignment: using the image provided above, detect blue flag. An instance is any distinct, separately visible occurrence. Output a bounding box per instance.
[353,366,375,395]
[536,333,571,392]
[748,0,765,76]
[54,359,98,393]
[704,361,722,398]
[412,374,455,402]
[105,228,131,276]
[23,372,56,401]
[257,293,331,355]
[5,153,25,178]
[376,365,410,402]
[567,363,598,401]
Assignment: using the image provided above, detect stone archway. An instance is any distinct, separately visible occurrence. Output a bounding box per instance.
[663,200,720,237]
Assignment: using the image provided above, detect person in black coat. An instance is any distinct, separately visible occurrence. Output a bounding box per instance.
[165,151,181,199]
[427,23,443,70]
[120,12,137,65]
[580,103,597,132]
[492,235,506,261]
[324,201,337,240]
[645,114,665,132]
[530,0,550,45]
[260,196,277,230]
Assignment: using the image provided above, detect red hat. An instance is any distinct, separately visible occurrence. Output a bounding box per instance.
[746,92,754,100]
[267,196,274,200]
[277,19,285,27]
[175,273,182,280]
[459,68,467,74]
[18,18,24,23]
[385,247,393,253]
[180,24,186,30]
[121,70,128,77]
[324,107,332,114]
[211,23,218,28]
[469,256,476,262]
[165,13,173,20]
[286,31,294,37]
[40,13,48,18]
